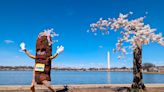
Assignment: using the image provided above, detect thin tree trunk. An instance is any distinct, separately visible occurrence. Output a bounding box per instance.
[131,41,145,89]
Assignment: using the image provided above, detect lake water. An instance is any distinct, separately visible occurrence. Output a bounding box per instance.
[0,71,164,85]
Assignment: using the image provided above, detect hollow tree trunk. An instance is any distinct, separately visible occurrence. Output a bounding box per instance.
[131,42,145,89]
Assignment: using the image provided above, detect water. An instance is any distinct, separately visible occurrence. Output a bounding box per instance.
[0,70,164,85]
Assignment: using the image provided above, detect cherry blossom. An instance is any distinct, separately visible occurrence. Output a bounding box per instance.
[90,12,164,58]
[38,28,59,46]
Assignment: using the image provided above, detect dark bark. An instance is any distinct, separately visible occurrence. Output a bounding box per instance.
[131,42,145,89]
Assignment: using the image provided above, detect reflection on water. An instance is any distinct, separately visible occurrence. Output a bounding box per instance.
[107,72,111,84]
[0,71,164,85]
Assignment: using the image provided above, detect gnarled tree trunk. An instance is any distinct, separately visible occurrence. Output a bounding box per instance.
[131,41,145,89]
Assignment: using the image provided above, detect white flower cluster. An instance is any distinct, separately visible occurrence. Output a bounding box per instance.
[38,28,59,46]
[90,12,164,59]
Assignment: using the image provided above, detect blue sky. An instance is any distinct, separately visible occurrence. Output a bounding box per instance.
[0,0,164,68]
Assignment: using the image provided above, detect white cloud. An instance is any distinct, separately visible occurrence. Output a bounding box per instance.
[98,45,103,48]
[4,40,14,44]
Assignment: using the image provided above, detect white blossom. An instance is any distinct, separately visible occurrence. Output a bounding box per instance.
[90,12,164,58]
[38,28,59,46]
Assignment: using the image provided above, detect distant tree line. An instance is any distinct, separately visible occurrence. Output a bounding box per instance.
[0,64,158,72]
[0,66,33,71]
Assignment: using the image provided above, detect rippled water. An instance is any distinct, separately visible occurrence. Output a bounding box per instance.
[0,70,164,85]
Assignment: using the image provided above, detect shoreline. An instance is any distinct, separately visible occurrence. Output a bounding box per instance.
[143,72,164,74]
[0,84,164,87]
[1,70,164,74]
[0,84,164,92]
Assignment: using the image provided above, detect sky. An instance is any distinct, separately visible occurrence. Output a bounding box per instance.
[0,0,164,68]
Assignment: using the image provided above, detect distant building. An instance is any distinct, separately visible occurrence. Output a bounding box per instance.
[158,66,164,73]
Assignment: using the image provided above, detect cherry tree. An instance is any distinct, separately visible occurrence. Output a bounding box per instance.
[89,12,164,89]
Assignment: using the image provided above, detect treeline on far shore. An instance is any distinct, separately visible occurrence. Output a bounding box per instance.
[0,66,131,71]
[1,63,164,73]
[0,66,33,71]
